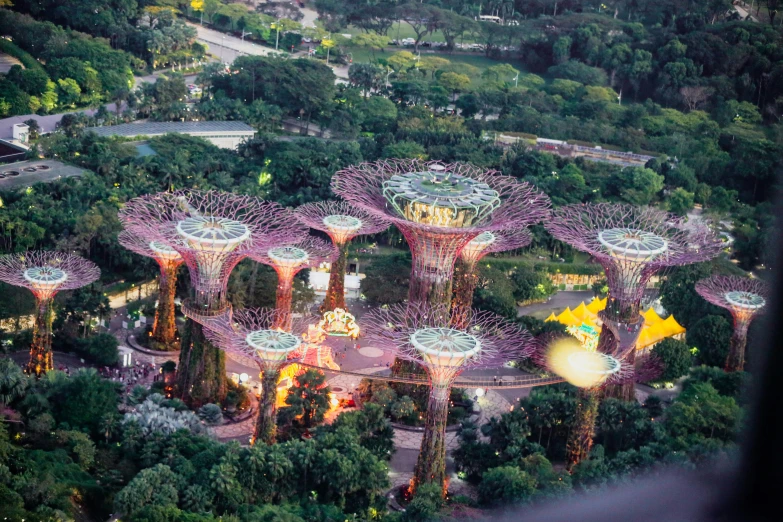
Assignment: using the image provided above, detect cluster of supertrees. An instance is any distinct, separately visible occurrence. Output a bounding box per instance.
[1,158,768,501]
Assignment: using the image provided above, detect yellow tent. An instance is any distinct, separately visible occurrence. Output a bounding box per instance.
[556,307,584,327]
[544,312,558,323]
[659,315,686,337]
[580,317,599,330]
[642,307,664,327]
[636,326,656,349]
[572,302,597,321]
[586,297,607,315]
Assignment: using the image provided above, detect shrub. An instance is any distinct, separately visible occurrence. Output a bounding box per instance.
[478,466,537,505]
[390,396,417,423]
[652,338,693,381]
[643,395,664,417]
[198,403,224,425]
[74,333,119,366]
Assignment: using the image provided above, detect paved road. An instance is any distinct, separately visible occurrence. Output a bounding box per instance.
[189,22,349,80]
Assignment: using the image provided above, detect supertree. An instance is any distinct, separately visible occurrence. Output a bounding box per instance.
[249,236,338,330]
[203,308,309,444]
[545,203,722,467]
[118,190,306,406]
[332,160,550,310]
[0,251,100,376]
[118,230,183,351]
[294,201,390,313]
[363,303,535,495]
[452,229,532,327]
[531,333,662,467]
[695,275,768,372]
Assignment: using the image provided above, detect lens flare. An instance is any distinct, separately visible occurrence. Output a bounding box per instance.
[545,337,619,388]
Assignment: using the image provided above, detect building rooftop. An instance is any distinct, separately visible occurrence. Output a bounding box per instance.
[86,121,256,137]
[0,159,85,191]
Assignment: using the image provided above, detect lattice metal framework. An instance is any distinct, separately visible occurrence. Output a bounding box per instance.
[250,236,338,328]
[119,190,306,314]
[204,308,310,444]
[363,302,535,492]
[0,251,100,375]
[546,203,723,359]
[295,201,391,312]
[696,275,769,372]
[118,230,184,349]
[118,190,307,405]
[453,229,533,326]
[332,160,550,307]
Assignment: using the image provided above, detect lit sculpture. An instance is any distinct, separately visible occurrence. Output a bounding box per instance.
[545,203,722,468]
[317,307,360,339]
[363,303,534,494]
[0,251,99,375]
[452,229,532,327]
[118,230,183,351]
[295,201,390,313]
[204,308,308,444]
[332,160,550,309]
[250,236,338,330]
[119,190,306,406]
[695,275,768,372]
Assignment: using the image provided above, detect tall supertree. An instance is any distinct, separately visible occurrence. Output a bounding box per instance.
[363,303,534,494]
[118,230,183,351]
[0,251,100,376]
[294,201,390,313]
[532,333,662,466]
[452,229,532,327]
[249,236,338,330]
[332,160,550,310]
[119,190,305,406]
[545,203,722,467]
[695,275,768,372]
[204,308,308,444]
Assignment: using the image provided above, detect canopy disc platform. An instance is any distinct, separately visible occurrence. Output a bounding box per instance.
[597,227,668,262]
[567,351,622,377]
[725,290,766,311]
[176,216,251,252]
[462,231,497,258]
[23,266,68,289]
[149,240,183,261]
[323,214,363,236]
[267,246,309,268]
[245,329,301,361]
[382,170,500,228]
[410,327,482,367]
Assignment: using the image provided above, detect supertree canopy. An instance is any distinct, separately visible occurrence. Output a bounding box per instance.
[204,308,309,445]
[118,230,183,351]
[294,201,390,313]
[0,251,99,376]
[249,236,337,330]
[545,203,722,467]
[696,275,768,372]
[452,229,532,327]
[332,160,550,309]
[363,303,534,494]
[546,204,723,360]
[119,190,306,406]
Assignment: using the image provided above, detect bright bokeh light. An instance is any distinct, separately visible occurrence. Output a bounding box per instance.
[544,337,617,388]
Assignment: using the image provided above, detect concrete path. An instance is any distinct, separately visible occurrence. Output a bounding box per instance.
[516,290,594,318]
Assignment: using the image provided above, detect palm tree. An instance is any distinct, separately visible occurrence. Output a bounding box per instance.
[0,359,28,408]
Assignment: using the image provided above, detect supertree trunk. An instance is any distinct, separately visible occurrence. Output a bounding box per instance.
[566,387,600,471]
[599,297,643,401]
[725,320,750,372]
[451,259,478,329]
[275,278,294,330]
[321,242,348,313]
[412,384,450,495]
[178,318,227,408]
[152,263,179,350]
[26,298,54,376]
[254,368,281,445]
